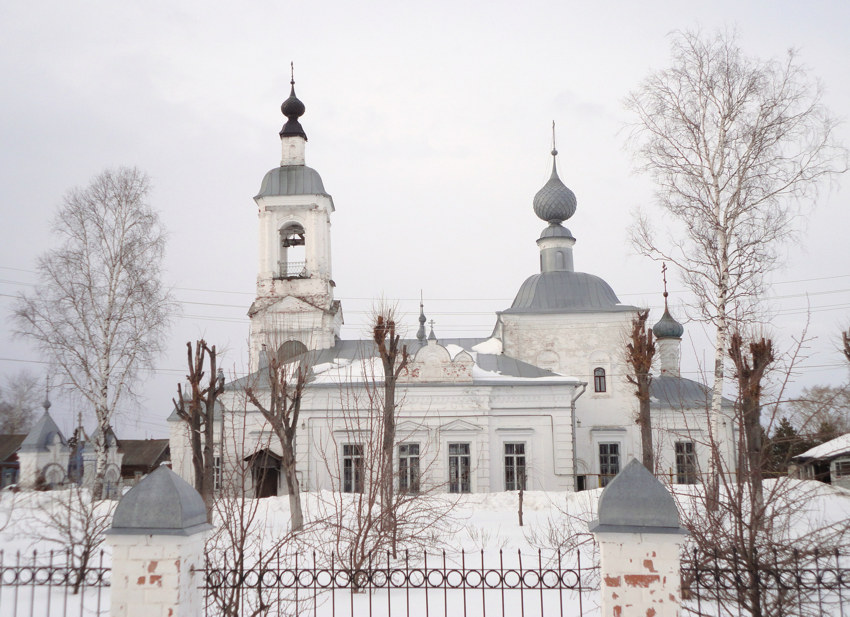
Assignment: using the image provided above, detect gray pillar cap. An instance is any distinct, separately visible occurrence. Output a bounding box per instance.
[589,458,686,535]
[109,466,211,536]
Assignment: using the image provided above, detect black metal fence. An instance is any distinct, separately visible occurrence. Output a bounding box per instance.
[200,549,599,617]
[682,547,850,617]
[0,549,110,617]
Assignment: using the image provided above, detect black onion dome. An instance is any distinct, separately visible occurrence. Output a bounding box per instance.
[280,81,307,140]
[653,307,684,339]
[533,153,577,224]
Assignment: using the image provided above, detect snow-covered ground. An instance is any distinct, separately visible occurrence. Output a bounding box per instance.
[0,479,849,616]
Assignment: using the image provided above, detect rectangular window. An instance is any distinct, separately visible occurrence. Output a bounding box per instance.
[504,442,526,491]
[399,443,420,493]
[835,460,850,478]
[448,443,471,493]
[599,442,620,487]
[675,441,697,484]
[343,444,364,493]
[213,455,222,492]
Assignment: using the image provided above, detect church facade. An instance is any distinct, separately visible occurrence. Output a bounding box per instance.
[168,81,717,496]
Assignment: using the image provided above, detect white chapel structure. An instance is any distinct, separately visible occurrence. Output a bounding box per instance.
[168,79,717,496]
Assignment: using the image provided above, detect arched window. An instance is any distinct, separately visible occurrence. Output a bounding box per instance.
[593,367,606,393]
[555,250,565,270]
[277,340,308,364]
[278,223,306,278]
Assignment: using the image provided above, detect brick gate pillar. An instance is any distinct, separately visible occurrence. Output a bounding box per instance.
[590,459,688,617]
[106,465,211,617]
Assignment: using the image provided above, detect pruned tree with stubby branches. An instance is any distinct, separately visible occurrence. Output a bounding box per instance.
[244,350,308,532]
[728,332,774,509]
[626,29,847,500]
[14,167,174,499]
[372,306,410,549]
[625,309,656,472]
[173,339,225,519]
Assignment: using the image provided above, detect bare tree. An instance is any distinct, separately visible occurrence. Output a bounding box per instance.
[173,340,225,518]
[625,309,656,471]
[843,328,850,364]
[783,384,850,436]
[316,351,457,580]
[33,487,116,594]
[728,332,774,508]
[0,371,42,434]
[244,351,307,532]
[626,29,847,495]
[372,308,410,540]
[14,168,173,499]
[677,330,850,616]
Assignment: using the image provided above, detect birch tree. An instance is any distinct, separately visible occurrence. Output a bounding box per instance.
[14,167,173,499]
[626,30,846,492]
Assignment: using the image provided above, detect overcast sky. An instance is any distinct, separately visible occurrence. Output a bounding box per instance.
[1,1,848,438]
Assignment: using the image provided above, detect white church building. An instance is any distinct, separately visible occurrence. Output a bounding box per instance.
[168,80,717,497]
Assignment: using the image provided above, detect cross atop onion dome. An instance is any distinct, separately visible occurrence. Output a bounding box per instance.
[653,264,684,339]
[533,123,576,224]
[280,62,307,140]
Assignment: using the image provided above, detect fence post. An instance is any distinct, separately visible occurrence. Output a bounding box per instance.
[106,465,212,617]
[590,459,688,617]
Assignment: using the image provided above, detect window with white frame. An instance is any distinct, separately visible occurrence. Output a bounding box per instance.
[343,444,364,493]
[675,441,697,484]
[399,443,420,493]
[504,442,526,491]
[213,455,222,492]
[448,443,471,493]
[834,460,850,478]
[598,442,620,487]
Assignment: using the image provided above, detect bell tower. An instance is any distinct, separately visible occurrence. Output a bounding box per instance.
[248,68,342,367]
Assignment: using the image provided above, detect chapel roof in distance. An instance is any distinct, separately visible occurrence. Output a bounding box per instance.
[20,411,66,452]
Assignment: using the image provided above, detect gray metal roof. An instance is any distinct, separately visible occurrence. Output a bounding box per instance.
[110,465,210,536]
[226,337,564,392]
[503,271,636,314]
[255,165,333,204]
[650,375,733,410]
[19,411,66,452]
[589,458,685,535]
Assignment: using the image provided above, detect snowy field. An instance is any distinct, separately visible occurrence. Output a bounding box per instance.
[0,480,849,616]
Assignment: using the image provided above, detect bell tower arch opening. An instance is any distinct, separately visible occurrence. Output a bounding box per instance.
[278,222,307,279]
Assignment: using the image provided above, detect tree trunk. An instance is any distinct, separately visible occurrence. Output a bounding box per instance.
[639,393,654,472]
[281,435,303,531]
[707,292,729,511]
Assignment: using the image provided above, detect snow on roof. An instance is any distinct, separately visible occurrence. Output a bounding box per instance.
[472,337,502,355]
[796,433,850,461]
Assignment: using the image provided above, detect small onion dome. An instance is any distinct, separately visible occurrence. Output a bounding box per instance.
[533,151,577,224]
[280,81,307,140]
[653,307,684,339]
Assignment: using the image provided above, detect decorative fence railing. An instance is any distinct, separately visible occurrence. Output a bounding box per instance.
[682,547,850,617]
[199,548,599,617]
[0,549,110,617]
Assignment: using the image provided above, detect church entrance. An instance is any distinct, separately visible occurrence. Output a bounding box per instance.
[246,449,281,498]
